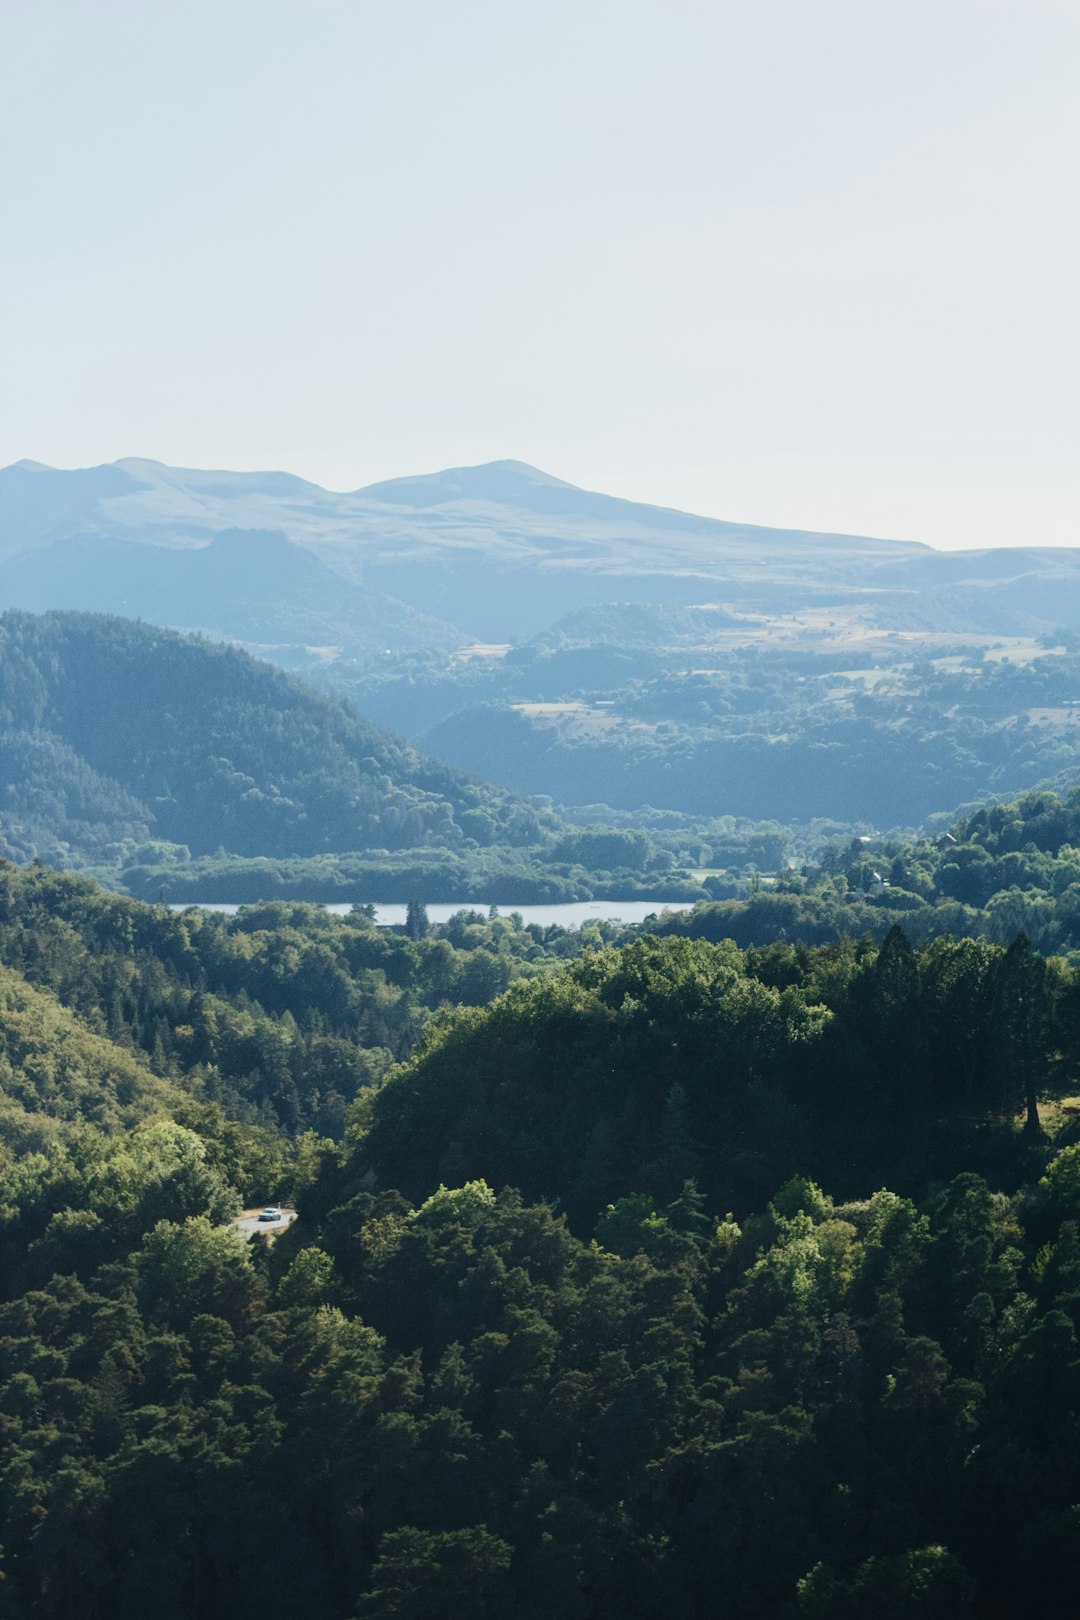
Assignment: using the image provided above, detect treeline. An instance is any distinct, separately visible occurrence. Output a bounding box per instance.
[111,844,706,906]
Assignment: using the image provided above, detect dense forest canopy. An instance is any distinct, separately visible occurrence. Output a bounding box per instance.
[2,863,1080,1614]
[355,928,1067,1223]
[0,610,552,862]
[0,860,626,1150]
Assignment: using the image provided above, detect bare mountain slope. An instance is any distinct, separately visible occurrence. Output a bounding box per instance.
[3,455,1080,641]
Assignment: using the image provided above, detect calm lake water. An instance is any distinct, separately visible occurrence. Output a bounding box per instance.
[169,900,692,929]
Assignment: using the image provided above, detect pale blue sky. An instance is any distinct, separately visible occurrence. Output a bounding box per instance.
[2,0,1077,547]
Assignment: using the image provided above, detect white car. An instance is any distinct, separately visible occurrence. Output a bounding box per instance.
[257,1206,282,1223]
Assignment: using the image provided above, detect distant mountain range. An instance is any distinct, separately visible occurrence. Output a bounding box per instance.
[4,455,1080,649]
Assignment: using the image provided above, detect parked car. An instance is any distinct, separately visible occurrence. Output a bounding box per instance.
[258,1206,282,1223]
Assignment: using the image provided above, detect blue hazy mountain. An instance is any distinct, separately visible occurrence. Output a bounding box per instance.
[0,524,460,654]
[3,455,1080,642]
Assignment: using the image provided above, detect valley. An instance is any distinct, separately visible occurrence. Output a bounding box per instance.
[4,462,1080,1619]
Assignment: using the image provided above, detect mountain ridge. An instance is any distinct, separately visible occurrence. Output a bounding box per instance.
[0,452,925,560]
[3,455,1080,644]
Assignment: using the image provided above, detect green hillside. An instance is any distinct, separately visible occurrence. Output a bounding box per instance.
[0,859,595,1145]
[0,963,176,1152]
[0,610,553,871]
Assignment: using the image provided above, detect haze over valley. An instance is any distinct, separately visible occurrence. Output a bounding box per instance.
[6,454,1080,837]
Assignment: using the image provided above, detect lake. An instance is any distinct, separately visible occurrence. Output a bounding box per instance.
[169,900,693,929]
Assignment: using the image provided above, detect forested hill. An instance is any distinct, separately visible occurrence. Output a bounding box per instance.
[349,929,1069,1226]
[0,611,553,866]
[5,861,1080,1612]
[0,858,596,1153]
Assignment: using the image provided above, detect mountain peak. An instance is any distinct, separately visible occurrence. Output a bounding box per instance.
[355,459,579,508]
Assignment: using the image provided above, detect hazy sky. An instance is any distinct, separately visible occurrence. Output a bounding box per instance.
[2,0,1077,548]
